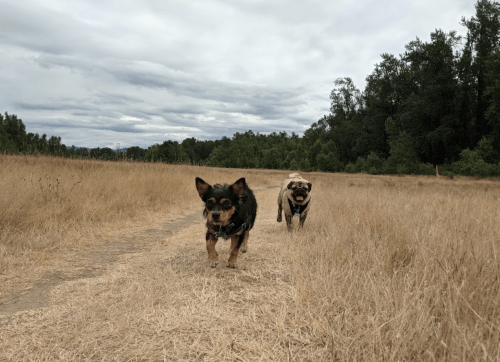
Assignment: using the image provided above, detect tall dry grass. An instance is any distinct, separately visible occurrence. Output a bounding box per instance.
[285,173,500,360]
[1,155,499,361]
[0,154,276,294]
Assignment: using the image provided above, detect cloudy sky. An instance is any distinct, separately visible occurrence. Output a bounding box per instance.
[1,0,475,149]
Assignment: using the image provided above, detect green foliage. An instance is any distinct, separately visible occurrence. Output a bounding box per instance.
[462,0,500,141]
[353,157,369,173]
[205,146,229,167]
[145,144,160,162]
[476,136,498,163]
[450,149,497,176]
[316,151,343,173]
[449,137,500,176]
[126,146,147,160]
[366,152,384,173]
[1,112,26,152]
[344,163,356,173]
[417,163,436,175]
[385,132,419,174]
[485,49,500,151]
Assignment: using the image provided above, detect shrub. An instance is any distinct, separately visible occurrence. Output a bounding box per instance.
[450,149,499,177]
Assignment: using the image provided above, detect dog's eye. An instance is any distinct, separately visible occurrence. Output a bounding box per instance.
[223,200,231,208]
[207,200,214,206]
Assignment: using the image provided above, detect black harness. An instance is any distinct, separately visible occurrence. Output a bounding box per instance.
[209,205,253,240]
[213,219,251,240]
[288,198,310,216]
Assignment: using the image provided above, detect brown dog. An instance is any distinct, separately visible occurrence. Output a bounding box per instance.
[277,173,312,231]
[196,177,257,268]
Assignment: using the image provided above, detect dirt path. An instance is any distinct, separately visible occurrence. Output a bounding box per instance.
[1,184,317,361]
[0,212,205,316]
[0,185,281,317]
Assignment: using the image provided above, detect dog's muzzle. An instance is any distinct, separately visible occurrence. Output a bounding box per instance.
[293,188,308,201]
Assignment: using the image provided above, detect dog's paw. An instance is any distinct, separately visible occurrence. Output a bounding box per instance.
[277,215,282,222]
[240,247,247,253]
[208,260,218,268]
[227,263,237,269]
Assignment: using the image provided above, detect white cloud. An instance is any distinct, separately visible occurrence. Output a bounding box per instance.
[0,0,477,148]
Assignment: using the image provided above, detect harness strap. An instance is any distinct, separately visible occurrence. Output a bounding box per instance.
[212,218,252,240]
[288,198,310,216]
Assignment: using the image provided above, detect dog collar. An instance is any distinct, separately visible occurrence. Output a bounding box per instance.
[288,198,310,216]
[213,219,250,240]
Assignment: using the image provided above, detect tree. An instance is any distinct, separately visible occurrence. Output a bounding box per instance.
[362,53,411,159]
[0,113,15,152]
[157,140,190,163]
[402,30,462,164]
[145,144,160,162]
[126,146,146,160]
[316,141,344,172]
[330,77,363,119]
[485,49,500,155]
[76,147,89,157]
[324,78,365,164]
[100,147,115,159]
[1,112,27,152]
[48,136,62,154]
[475,135,498,162]
[461,0,500,141]
[384,116,419,174]
[90,147,101,158]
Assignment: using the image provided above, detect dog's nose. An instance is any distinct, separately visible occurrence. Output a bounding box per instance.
[212,212,220,220]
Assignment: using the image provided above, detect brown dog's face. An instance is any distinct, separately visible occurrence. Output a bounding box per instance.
[287,180,312,202]
[204,196,236,226]
[196,177,245,226]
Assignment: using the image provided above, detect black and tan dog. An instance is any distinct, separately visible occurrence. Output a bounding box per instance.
[196,177,257,268]
[277,173,312,231]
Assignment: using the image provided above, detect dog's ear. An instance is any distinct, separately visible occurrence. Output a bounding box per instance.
[196,177,211,200]
[287,181,294,189]
[307,182,312,191]
[231,178,246,198]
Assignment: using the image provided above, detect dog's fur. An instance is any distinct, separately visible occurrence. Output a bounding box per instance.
[196,177,257,268]
[277,173,312,231]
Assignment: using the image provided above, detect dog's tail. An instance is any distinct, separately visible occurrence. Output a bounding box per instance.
[289,173,301,178]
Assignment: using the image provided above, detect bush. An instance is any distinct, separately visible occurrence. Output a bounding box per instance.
[344,163,356,173]
[417,163,436,176]
[316,151,344,172]
[353,156,369,173]
[476,136,498,164]
[450,149,500,177]
[366,152,384,173]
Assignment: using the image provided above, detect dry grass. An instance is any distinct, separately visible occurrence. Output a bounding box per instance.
[289,173,500,360]
[0,154,275,294]
[1,155,499,361]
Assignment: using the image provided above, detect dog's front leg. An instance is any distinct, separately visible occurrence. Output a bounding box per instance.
[299,212,308,228]
[277,204,283,222]
[240,230,249,253]
[285,214,293,232]
[228,234,244,268]
[277,194,283,222]
[206,233,218,268]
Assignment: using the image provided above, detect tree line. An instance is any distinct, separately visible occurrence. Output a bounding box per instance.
[2,0,500,177]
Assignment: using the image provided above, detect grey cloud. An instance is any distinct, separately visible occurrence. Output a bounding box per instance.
[0,0,477,149]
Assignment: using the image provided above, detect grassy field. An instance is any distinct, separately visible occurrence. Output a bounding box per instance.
[1,154,499,361]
